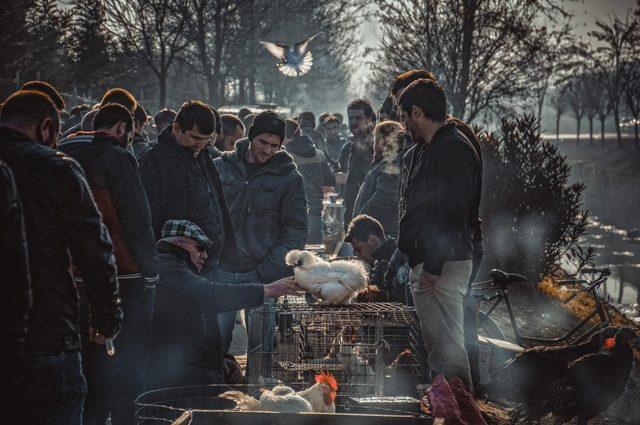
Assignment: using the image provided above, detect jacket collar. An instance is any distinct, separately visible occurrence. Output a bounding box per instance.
[158,126,201,162]
[0,126,36,143]
[429,122,457,147]
[59,130,122,147]
[222,138,295,176]
[157,240,200,274]
[372,237,397,263]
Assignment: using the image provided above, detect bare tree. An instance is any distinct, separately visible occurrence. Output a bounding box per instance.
[549,85,568,141]
[578,11,638,147]
[102,0,191,108]
[624,60,640,148]
[372,0,571,122]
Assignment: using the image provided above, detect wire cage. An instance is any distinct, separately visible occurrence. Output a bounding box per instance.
[246,299,428,410]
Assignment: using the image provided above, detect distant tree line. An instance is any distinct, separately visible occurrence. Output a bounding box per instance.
[0,0,366,113]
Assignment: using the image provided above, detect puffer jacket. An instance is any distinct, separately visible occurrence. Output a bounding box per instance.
[353,157,401,237]
[0,127,121,352]
[285,135,335,211]
[213,138,307,282]
[138,126,233,261]
[145,241,264,389]
[343,131,374,228]
[1,159,31,355]
[58,131,159,284]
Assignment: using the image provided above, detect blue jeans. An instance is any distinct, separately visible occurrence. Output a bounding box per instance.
[19,350,87,425]
[215,268,276,378]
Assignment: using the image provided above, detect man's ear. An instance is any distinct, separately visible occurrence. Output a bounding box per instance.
[117,122,127,138]
[367,234,381,247]
[38,117,54,147]
[411,105,422,119]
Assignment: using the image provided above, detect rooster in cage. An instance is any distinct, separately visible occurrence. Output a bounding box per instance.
[220,372,338,413]
[285,250,368,304]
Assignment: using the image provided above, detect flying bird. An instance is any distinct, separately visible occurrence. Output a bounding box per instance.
[285,250,368,304]
[259,34,319,77]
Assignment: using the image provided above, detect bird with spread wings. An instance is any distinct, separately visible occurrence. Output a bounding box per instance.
[259,34,319,77]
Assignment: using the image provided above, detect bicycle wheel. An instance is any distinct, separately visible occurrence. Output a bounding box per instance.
[477,312,505,340]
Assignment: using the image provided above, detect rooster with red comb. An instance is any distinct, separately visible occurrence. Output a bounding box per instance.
[220,372,338,413]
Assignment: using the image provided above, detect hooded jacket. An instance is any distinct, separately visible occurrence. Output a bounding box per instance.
[398,123,481,274]
[213,138,307,282]
[146,241,264,389]
[285,135,335,211]
[138,126,233,261]
[0,127,121,352]
[58,131,159,283]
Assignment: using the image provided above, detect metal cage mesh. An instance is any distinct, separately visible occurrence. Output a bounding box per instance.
[246,299,428,408]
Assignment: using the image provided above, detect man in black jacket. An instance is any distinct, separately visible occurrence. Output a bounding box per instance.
[131,104,153,159]
[145,220,300,389]
[0,90,121,425]
[213,110,307,357]
[139,100,232,264]
[397,79,480,390]
[283,119,335,244]
[342,99,376,230]
[58,103,158,425]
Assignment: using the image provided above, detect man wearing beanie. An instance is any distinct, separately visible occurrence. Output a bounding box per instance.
[213,110,307,365]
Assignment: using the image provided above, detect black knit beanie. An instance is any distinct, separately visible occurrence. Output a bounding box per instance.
[248,110,285,142]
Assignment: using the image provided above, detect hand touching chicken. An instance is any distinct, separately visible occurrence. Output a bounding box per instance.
[285,250,368,305]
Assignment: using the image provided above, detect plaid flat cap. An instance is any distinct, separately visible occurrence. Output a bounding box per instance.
[161,220,213,248]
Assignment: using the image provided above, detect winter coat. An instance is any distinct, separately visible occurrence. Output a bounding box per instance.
[398,123,481,274]
[145,241,264,389]
[213,138,307,282]
[58,131,159,284]
[352,158,401,237]
[285,135,335,211]
[138,126,233,260]
[339,141,351,172]
[325,136,348,163]
[1,159,31,355]
[302,127,326,152]
[131,133,153,159]
[343,132,374,229]
[0,127,121,352]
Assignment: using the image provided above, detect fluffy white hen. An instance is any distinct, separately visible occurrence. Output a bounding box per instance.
[285,250,368,305]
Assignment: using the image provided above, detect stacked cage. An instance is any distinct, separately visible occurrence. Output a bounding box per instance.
[247,299,428,410]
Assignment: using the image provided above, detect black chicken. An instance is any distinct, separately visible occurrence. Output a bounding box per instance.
[486,326,619,402]
[514,327,639,425]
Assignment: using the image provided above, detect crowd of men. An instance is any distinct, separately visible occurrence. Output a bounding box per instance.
[3,68,483,425]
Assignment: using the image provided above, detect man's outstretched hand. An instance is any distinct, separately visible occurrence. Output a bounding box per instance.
[264,276,303,298]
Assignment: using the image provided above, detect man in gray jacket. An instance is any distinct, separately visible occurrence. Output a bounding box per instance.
[213,110,307,359]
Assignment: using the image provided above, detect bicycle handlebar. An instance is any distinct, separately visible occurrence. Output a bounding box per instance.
[581,267,611,277]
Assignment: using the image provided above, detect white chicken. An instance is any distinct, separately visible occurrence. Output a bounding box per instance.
[220,372,338,413]
[285,250,368,305]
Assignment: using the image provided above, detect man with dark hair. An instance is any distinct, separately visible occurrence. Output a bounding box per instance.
[345,214,408,303]
[100,87,137,113]
[391,69,437,99]
[154,108,177,134]
[139,100,231,268]
[316,112,331,135]
[213,110,307,360]
[322,115,347,162]
[59,102,158,425]
[397,79,480,390]
[283,118,335,244]
[0,90,121,425]
[341,98,376,231]
[238,107,252,121]
[299,110,325,151]
[216,114,245,152]
[131,104,152,158]
[145,220,301,389]
[21,80,66,111]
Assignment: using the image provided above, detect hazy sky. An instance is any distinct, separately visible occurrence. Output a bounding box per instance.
[352,0,638,90]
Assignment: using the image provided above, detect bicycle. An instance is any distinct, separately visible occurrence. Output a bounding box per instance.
[470,267,612,348]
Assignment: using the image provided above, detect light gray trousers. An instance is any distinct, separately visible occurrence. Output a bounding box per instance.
[410,260,473,389]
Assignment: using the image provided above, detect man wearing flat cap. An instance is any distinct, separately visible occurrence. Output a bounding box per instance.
[145,220,301,389]
[213,110,308,364]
